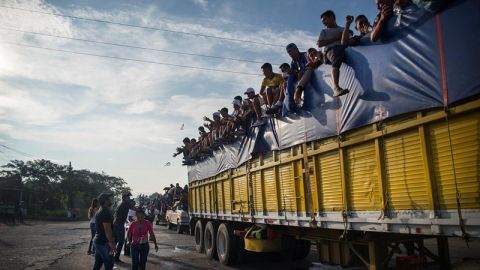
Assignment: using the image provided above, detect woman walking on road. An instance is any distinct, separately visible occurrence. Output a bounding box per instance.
[127,208,158,270]
[88,198,99,255]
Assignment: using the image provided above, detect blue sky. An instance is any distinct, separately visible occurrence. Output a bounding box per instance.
[0,0,377,194]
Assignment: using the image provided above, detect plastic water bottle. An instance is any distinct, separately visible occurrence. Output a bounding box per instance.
[394,5,403,28]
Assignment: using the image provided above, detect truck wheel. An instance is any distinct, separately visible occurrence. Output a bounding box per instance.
[194,220,205,253]
[176,220,183,234]
[204,221,218,259]
[217,223,243,265]
[293,240,311,260]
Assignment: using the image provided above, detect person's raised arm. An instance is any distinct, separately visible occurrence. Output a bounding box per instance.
[103,222,115,253]
[341,16,354,47]
[371,6,393,42]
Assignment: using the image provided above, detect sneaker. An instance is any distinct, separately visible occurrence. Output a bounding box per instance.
[252,118,266,127]
[333,87,349,97]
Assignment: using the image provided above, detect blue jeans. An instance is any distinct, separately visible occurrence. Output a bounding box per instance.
[88,223,96,253]
[131,243,149,270]
[93,242,113,270]
[113,223,125,258]
[282,74,298,116]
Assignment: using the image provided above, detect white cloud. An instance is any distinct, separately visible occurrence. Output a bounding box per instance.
[125,100,156,114]
[192,0,208,11]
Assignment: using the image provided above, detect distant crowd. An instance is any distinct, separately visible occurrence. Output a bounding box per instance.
[173,0,448,165]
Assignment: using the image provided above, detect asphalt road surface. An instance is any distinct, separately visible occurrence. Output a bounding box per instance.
[0,221,479,270]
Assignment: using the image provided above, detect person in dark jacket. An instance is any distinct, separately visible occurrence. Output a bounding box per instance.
[113,191,132,262]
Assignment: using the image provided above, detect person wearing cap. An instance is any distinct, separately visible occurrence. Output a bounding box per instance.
[259,63,284,109]
[112,191,132,262]
[317,10,350,97]
[244,88,265,127]
[93,191,115,270]
[285,43,309,114]
[127,208,158,270]
[230,99,246,135]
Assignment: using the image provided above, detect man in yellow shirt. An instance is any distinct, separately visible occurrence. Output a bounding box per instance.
[260,63,284,109]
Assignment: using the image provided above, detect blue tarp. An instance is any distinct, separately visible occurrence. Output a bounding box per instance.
[188,0,480,182]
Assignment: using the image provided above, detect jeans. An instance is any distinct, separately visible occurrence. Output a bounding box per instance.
[113,223,125,258]
[131,243,150,270]
[88,223,96,253]
[282,74,298,116]
[93,242,113,270]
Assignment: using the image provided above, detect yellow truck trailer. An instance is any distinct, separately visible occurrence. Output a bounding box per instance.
[189,99,479,269]
[185,2,480,269]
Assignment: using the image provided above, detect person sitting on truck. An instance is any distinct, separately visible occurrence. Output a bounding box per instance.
[203,112,223,147]
[231,99,247,136]
[266,63,290,115]
[173,137,191,158]
[317,10,350,97]
[284,43,308,114]
[342,15,372,47]
[259,63,284,110]
[218,107,235,142]
[294,48,324,105]
[371,0,413,42]
[244,88,265,126]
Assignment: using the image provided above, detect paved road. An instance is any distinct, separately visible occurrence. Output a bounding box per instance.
[0,221,479,270]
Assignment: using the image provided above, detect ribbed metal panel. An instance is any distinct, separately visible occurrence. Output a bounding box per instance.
[384,131,429,210]
[429,112,480,209]
[216,181,223,213]
[232,175,248,213]
[278,163,296,212]
[263,167,278,212]
[316,151,343,211]
[252,171,264,214]
[308,157,319,212]
[346,142,381,211]
[223,179,231,211]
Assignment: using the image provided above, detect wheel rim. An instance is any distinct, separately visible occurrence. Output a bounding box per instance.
[217,230,226,258]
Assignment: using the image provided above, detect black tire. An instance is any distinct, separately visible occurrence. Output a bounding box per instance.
[177,220,183,234]
[292,240,311,260]
[216,223,243,265]
[204,221,218,259]
[194,220,205,253]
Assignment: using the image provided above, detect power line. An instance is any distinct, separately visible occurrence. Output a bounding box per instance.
[0,144,35,158]
[0,41,262,76]
[0,5,284,48]
[0,27,278,65]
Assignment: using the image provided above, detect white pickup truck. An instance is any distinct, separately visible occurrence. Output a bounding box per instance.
[165,200,189,234]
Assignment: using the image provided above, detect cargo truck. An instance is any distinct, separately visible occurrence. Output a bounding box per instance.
[186,2,480,269]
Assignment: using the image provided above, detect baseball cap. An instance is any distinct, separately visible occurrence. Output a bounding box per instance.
[213,112,221,117]
[286,43,298,52]
[244,88,255,95]
[232,99,242,107]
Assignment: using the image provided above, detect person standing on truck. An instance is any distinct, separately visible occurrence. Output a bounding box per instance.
[113,192,132,263]
[93,191,115,270]
[127,208,159,270]
[87,198,99,255]
[317,10,350,97]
